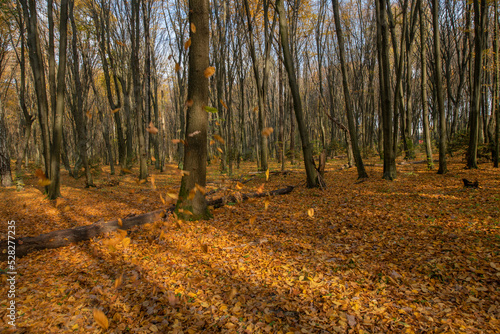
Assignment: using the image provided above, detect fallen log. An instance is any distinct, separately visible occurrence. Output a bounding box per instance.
[0,185,294,260]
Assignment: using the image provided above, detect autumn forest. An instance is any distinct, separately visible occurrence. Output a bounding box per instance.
[0,0,499,332]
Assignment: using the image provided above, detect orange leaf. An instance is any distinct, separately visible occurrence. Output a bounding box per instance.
[261,127,274,137]
[204,66,215,78]
[147,121,159,134]
[213,134,225,144]
[191,23,196,33]
[220,99,228,109]
[185,99,194,107]
[184,38,191,50]
[175,62,181,72]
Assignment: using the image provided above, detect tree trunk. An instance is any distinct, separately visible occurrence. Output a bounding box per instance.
[467,0,487,169]
[0,102,13,187]
[431,0,448,174]
[176,0,210,219]
[376,0,396,180]
[277,0,318,188]
[332,0,368,179]
[419,0,434,169]
[47,0,70,200]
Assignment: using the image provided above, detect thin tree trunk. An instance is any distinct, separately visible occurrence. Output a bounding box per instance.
[277,0,318,188]
[332,0,368,179]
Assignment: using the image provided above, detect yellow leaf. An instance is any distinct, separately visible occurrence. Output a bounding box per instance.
[235,182,244,190]
[151,156,156,162]
[167,192,179,200]
[38,179,51,186]
[307,208,314,217]
[114,274,123,289]
[209,140,215,146]
[183,209,193,216]
[265,168,269,181]
[111,107,120,113]
[257,183,265,193]
[181,170,190,176]
[93,309,109,329]
[264,199,270,211]
[191,23,196,33]
[262,127,274,137]
[213,134,225,144]
[204,66,215,78]
[159,193,166,204]
[175,62,180,72]
[195,183,206,194]
[151,175,156,190]
[184,38,191,50]
[117,218,123,227]
[147,121,159,134]
[122,237,131,247]
[217,147,223,154]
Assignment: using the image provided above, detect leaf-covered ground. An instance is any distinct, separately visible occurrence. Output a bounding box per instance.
[1,155,499,333]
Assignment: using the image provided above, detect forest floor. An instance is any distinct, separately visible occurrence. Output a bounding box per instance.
[0,153,499,333]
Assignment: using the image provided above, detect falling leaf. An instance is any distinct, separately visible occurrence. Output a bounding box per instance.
[188,188,196,200]
[175,62,180,72]
[114,274,123,289]
[167,192,179,200]
[185,99,194,107]
[257,183,265,193]
[220,99,228,109]
[38,179,51,187]
[307,208,314,217]
[159,193,166,205]
[151,175,156,190]
[147,122,159,134]
[217,147,223,154]
[213,134,225,144]
[111,107,120,113]
[261,127,274,137]
[249,217,256,224]
[204,66,215,78]
[265,168,270,181]
[172,139,182,144]
[264,199,270,211]
[190,23,196,33]
[184,38,191,50]
[121,168,132,174]
[117,218,123,227]
[93,309,109,329]
[235,182,244,190]
[195,183,206,194]
[151,156,156,162]
[204,106,218,113]
[86,110,93,118]
[63,206,71,212]
[188,131,201,137]
[209,140,215,146]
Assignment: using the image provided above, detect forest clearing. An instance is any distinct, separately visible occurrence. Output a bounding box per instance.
[1,155,499,333]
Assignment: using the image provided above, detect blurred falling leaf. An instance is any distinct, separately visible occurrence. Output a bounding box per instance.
[151,156,156,162]
[114,274,123,289]
[159,193,166,205]
[121,168,132,174]
[217,147,223,154]
[122,237,131,247]
[167,192,179,200]
[264,199,270,211]
[185,99,194,107]
[204,66,215,78]
[188,131,201,137]
[261,127,274,137]
[257,183,265,193]
[265,168,270,181]
[235,182,244,190]
[307,208,314,217]
[147,121,159,134]
[213,134,225,144]
[184,38,191,50]
[249,217,256,224]
[190,23,196,33]
[175,63,180,72]
[195,183,206,194]
[151,175,156,190]
[188,188,196,200]
[220,99,228,109]
[93,309,109,329]
[209,140,215,145]
[117,218,123,227]
[204,106,218,113]
[111,107,120,113]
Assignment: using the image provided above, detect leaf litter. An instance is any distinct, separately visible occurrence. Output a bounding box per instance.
[0,156,499,333]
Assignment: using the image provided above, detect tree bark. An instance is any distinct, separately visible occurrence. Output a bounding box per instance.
[176,0,210,219]
[332,0,368,179]
[47,0,70,200]
[432,0,448,174]
[277,0,318,188]
[0,102,13,187]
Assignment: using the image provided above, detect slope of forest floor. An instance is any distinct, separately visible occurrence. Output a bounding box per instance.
[1,154,499,333]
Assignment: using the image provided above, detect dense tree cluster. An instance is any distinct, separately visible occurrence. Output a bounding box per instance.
[0,0,499,197]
